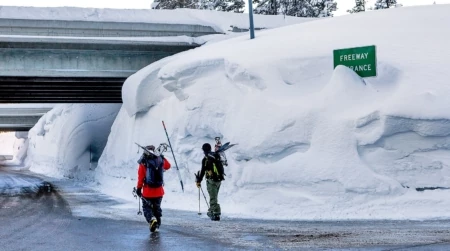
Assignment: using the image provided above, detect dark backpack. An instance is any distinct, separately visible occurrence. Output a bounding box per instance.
[143,156,164,188]
[205,153,225,181]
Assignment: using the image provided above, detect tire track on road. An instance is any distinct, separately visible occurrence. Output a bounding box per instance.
[0,171,72,250]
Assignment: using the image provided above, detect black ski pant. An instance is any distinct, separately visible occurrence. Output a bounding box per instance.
[142,197,163,226]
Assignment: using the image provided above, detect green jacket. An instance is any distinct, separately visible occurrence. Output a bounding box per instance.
[198,152,225,182]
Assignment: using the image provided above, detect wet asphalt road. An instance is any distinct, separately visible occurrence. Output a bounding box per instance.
[1,169,450,251]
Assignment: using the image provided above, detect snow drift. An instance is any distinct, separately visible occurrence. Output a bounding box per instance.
[95,5,450,220]
[0,132,16,155]
[23,4,450,220]
[26,104,121,181]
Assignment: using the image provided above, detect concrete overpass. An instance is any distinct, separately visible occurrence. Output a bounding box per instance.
[0,155,13,161]
[0,108,52,131]
[0,37,201,103]
[0,17,220,103]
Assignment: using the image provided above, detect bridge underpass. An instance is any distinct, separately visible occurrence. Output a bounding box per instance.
[0,14,217,133]
[0,155,12,161]
[0,13,222,103]
[0,107,51,131]
[0,37,202,103]
[0,77,125,103]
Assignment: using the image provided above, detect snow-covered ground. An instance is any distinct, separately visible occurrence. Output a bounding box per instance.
[0,6,311,34]
[4,5,450,220]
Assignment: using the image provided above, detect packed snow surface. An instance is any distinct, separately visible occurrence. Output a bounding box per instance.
[0,6,311,34]
[21,5,450,220]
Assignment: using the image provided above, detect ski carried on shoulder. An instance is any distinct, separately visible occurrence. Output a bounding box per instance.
[135,142,169,156]
[135,142,150,154]
[216,142,237,153]
[214,137,237,166]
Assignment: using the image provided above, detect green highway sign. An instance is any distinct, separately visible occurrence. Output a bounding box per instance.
[333,45,377,78]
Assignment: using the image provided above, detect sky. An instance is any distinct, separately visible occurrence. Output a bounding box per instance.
[0,0,449,16]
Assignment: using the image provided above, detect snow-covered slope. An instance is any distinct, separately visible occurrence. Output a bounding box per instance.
[0,6,311,33]
[94,5,450,220]
[21,4,450,220]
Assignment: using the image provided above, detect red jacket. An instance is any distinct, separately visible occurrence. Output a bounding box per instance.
[137,157,171,198]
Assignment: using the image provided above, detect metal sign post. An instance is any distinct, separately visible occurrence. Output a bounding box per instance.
[248,0,255,39]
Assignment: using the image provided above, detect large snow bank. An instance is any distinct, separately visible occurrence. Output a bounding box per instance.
[0,104,53,168]
[0,6,312,33]
[93,5,450,220]
[0,132,16,155]
[0,132,27,167]
[26,104,121,181]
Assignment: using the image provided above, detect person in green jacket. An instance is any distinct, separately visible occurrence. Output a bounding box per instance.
[196,143,225,221]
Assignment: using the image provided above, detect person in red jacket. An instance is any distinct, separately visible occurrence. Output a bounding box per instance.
[135,145,171,232]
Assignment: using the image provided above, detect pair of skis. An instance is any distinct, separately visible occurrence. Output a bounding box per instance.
[214,137,237,166]
[135,121,184,192]
[135,142,169,157]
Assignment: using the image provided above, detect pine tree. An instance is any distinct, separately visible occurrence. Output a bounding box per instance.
[153,0,198,9]
[198,0,245,13]
[253,0,281,15]
[374,0,397,9]
[198,0,225,10]
[313,0,337,17]
[347,0,365,13]
[283,0,309,17]
[254,0,337,17]
[226,0,245,12]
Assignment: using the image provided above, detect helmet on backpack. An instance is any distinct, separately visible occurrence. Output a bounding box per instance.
[144,145,156,156]
[202,143,211,153]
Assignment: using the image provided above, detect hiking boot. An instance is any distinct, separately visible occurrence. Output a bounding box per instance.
[149,217,158,232]
[207,211,213,219]
[211,214,220,221]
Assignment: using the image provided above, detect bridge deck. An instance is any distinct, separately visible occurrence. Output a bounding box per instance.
[0,77,125,103]
[0,107,52,131]
[0,36,200,103]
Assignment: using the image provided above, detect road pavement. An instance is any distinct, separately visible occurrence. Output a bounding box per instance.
[1,169,450,251]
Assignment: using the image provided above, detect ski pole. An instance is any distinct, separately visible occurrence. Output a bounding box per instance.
[200,186,210,209]
[139,194,150,205]
[132,187,143,215]
[195,171,209,209]
[198,187,201,215]
[162,121,184,192]
[138,198,142,215]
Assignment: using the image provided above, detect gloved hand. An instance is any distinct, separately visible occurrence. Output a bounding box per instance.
[196,182,201,188]
[136,187,142,197]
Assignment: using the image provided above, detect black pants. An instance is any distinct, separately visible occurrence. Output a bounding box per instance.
[142,197,163,226]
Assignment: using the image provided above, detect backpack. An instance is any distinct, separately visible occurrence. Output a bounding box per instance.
[143,156,164,188]
[205,153,225,181]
